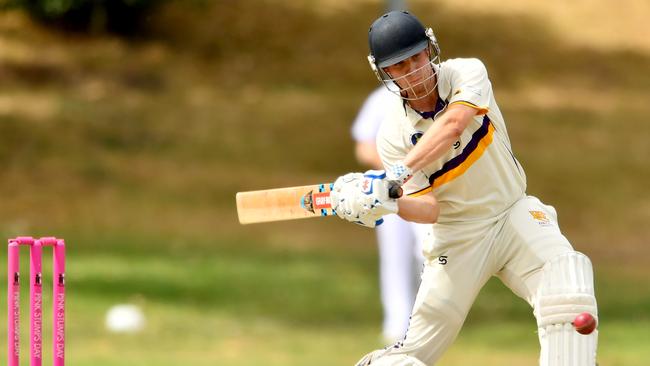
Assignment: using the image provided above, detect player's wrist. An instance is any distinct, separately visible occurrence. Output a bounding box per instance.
[387,161,413,186]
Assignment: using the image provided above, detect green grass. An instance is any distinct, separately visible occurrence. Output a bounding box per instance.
[0,232,648,365]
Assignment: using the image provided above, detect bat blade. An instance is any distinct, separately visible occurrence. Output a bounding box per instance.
[236,184,335,224]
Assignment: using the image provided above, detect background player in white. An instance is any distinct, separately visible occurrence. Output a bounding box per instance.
[352,86,426,343]
[330,11,599,366]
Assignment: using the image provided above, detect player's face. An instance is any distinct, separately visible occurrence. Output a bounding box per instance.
[383,49,436,99]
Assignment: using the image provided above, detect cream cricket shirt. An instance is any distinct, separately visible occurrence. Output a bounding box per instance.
[377,58,527,225]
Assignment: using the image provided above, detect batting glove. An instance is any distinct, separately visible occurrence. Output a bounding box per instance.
[331,172,375,220]
[330,171,399,228]
[359,170,399,217]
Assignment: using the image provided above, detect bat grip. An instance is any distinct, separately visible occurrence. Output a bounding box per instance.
[388,184,403,199]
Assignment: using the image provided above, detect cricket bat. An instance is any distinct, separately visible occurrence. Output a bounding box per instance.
[236,183,402,224]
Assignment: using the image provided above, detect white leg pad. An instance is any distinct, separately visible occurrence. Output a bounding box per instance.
[539,323,598,366]
[535,252,598,366]
[354,349,427,366]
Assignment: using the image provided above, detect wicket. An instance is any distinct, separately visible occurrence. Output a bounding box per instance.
[7,236,66,366]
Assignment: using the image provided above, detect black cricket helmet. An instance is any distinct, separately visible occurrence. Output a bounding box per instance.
[367,11,441,100]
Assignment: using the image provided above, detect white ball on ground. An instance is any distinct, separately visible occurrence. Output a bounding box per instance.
[105,304,145,333]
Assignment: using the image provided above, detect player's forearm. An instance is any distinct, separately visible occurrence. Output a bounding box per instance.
[397,194,439,224]
[403,116,463,172]
[403,104,477,172]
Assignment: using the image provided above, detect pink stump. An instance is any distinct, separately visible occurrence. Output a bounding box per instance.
[31,240,43,366]
[7,240,20,366]
[7,236,66,366]
[53,239,66,366]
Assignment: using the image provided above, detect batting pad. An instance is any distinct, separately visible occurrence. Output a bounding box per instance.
[539,323,598,366]
[535,252,598,366]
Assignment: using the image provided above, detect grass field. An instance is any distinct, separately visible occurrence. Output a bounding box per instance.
[0,232,648,365]
[1,0,649,364]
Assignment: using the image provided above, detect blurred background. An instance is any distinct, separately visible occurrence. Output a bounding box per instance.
[0,0,649,365]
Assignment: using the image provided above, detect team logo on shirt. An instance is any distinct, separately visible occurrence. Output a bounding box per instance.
[529,210,551,226]
[410,132,424,146]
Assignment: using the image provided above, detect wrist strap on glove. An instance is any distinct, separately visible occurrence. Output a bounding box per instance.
[387,162,413,186]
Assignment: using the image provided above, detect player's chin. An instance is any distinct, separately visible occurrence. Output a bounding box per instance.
[413,81,436,98]
[407,88,430,100]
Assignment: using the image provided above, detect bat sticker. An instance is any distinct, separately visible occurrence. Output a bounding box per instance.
[300,190,315,213]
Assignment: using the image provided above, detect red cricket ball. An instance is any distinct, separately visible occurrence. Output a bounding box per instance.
[572,312,597,335]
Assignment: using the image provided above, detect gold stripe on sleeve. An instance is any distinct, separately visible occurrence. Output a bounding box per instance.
[450,101,489,115]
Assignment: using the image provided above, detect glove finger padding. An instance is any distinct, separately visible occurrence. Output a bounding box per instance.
[333,172,364,191]
[332,191,383,228]
[352,214,384,228]
[331,172,363,217]
[331,176,369,219]
[336,188,377,220]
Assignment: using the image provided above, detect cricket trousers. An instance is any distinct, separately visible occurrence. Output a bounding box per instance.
[382,195,579,364]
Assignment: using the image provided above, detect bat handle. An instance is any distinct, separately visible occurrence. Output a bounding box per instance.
[388,183,403,199]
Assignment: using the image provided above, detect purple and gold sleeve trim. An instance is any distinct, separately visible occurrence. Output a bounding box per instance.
[449,101,489,115]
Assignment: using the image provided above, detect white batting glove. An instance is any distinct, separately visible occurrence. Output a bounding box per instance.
[332,172,364,194]
[330,171,399,228]
[386,161,413,186]
[359,170,399,216]
[351,211,386,228]
[331,172,374,219]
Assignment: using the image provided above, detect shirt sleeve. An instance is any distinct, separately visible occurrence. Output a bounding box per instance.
[351,88,390,142]
[447,58,491,115]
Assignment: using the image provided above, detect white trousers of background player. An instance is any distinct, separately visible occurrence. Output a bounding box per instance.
[377,213,427,342]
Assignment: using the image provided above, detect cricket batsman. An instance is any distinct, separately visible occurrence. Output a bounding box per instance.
[330,11,599,366]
